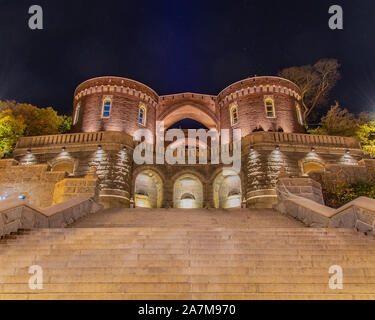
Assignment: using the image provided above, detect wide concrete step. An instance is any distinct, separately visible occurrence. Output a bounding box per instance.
[1,209,375,300]
[3,293,375,300]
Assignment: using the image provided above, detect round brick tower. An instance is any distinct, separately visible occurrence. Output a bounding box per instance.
[71,76,159,137]
[218,76,304,136]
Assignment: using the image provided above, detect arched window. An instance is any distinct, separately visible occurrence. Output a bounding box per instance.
[230,103,239,126]
[296,103,304,125]
[138,104,147,126]
[102,97,112,118]
[264,97,275,118]
[73,104,80,125]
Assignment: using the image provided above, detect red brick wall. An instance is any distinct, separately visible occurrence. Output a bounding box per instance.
[71,77,156,137]
[71,76,303,138]
[218,77,304,136]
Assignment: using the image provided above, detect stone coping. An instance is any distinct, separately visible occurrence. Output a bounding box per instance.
[0,196,93,218]
[287,195,336,218]
[287,195,375,218]
[0,196,102,237]
[335,197,375,215]
[43,195,93,216]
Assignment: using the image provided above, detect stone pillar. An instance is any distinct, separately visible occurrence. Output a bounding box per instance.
[89,148,133,209]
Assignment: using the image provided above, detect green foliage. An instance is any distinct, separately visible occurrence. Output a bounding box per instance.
[322,180,375,209]
[58,115,72,134]
[0,100,71,158]
[0,110,26,157]
[309,104,375,157]
[279,58,341,124]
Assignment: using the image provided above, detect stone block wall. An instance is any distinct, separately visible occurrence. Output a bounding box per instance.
[309,159,375,186]
[276,177,325,205]
[0,161,67,208]
[52,169,100,205]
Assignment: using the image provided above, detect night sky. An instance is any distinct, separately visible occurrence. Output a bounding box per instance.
[1,0,375,121]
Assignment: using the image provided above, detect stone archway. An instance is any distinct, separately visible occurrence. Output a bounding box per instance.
[213,170,242,208]
[302,161,325,175]
[134,169,163,208]
[173,173,203,208]
[159,104,218,130]
[50,158,77,175]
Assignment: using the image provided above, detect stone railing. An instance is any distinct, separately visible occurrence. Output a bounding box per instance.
[0,196,103,237]
[276,194,375,234]
[243,131,361,149]
[15,131,134,150]
[275,178,375,233]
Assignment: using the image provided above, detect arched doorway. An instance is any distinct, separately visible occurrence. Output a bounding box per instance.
[51,160,75,175]
[173,173,203,208]
[213,171,242,208]
[302,161,325,175]
[134,170,163,208]
[159,104,218,130]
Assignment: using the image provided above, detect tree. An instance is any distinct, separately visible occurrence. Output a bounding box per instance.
[58,115,72,134]
[308,102,361,137]
[310,104,375,157]
[279,59,341,125]
[0,100,69,136]
[0,109,26,157]
[0,100,72,158]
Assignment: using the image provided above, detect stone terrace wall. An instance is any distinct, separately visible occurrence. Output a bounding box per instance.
[0,161,66,208]
[309,159,375,185]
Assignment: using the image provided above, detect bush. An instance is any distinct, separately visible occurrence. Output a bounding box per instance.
[322,180,375,208]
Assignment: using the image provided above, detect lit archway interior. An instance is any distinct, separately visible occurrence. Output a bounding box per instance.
[134,170,163,208]
[173,174,203,208]
[303,162,325,175]
[213,171,242,208]
[161,105,217,130]
[52,162,74,174]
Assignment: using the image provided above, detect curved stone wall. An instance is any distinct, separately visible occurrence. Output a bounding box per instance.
[218,76,304,136]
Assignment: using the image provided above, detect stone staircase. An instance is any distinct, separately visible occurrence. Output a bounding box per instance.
[0,208,375,300]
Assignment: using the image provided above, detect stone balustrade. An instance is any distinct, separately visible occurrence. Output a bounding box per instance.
[15,131,134,150]
[0,196,103,237]
[243,131,361,150]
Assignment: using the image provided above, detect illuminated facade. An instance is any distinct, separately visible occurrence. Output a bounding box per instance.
[7,76,366,209]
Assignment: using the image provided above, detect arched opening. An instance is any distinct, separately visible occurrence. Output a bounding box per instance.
[213,171,242,208]
[173,174,203,208]
[160,105,218,130]
[168,118,208,130]
[303,162,325,175]
[134,170,163,208]
[52,162,74,174]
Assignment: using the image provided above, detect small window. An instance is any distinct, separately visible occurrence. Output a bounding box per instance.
[102,97,112,118]
[264,97,275,118]
[230,103,239,126]
[139,104,147,126]
[296,103,304,125]
[73,104,80,125]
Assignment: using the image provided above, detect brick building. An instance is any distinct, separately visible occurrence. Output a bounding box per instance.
[8,75,365,209]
